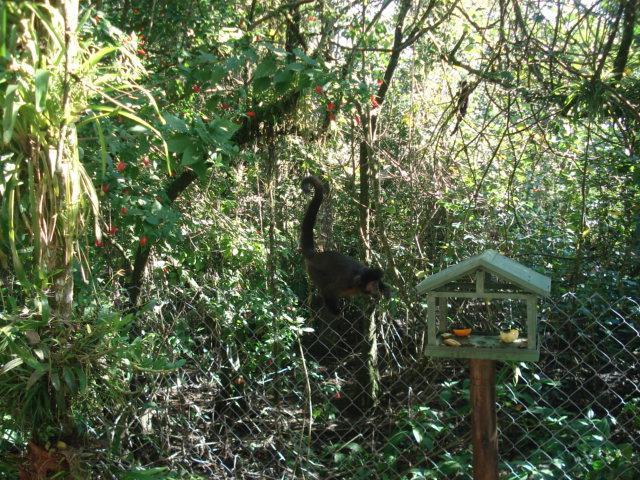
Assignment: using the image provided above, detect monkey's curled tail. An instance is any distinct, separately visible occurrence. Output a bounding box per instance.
[300,176,324,258]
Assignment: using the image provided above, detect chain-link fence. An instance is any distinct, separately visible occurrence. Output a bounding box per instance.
[125,293,639,479]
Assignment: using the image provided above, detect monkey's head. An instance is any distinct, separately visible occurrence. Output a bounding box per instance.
[357,268,392,298]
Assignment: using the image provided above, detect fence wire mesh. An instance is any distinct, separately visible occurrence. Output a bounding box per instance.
[119,293,639,479]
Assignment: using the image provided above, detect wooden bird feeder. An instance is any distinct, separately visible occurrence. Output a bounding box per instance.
[416,250,551,480]
[416,249,550,362]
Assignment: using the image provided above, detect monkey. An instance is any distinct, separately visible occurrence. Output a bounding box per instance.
[300,175,390,313]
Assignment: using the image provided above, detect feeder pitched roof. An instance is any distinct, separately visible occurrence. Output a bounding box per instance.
[416,249,551,297]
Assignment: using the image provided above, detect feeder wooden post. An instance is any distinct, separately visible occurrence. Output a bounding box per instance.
[470,359,498,480]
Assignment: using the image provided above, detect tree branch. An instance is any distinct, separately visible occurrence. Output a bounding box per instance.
[252,0,316,27]
[125,91,302,308]
[612,0,638,82]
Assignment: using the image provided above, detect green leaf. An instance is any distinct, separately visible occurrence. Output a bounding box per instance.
[254,54,277,78]
[63,366,77,393]
[253,76,271,93]
[26,368,47,390]
[34,69,50,112]
[173,359,186,369]
[163,113,189,133]
[208,66,227,84]
[81,46,118,71]
[194,52,217,64]
[274,69,294,93]
[192,158,209,179]
[275,69,293,82]
[181,145,199,166]
[145,215,161,226]
[77,6,93,32]
[1,357,23,374]
[0,5,6,57]
[193,69,210,82]
[3,84,23,144]
[412,427,423,444]
[24,3,63,48]
[129,124,150,134]
[293,48,316,65]
[167,135,193,153]
[193,117,213,143]
[287,62,307,72]
[50,371,61,391]
[225,56,242,72]
[6,183,28,283]
[77,368,87,392]
[209,118,240,141]
[298,72,313,90]
[121,467,172,479]
[35,294,50,323]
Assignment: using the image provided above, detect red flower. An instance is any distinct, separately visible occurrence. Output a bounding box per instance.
[327,101,335,111]
[107,225,118,235]
[355,114,361,125]
[333,392,342,399]
[377,79,384,86]
[123,188,131,195]
[139,236,148,247]
[121,207,127,215]
[247,110,256,118]
[141,156,150,167]
[219,103,231,110]
[101,184,109,193]
[370,95,379,108]
[137,49,146,56]
[95,239,103,247]
[315,85,323,94]
[116,161,126,172]
[192,84,201,93]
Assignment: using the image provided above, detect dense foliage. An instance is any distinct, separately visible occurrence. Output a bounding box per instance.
[1,0,638,478]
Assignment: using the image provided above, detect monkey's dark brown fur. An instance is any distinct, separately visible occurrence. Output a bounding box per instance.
[301,176,390,313]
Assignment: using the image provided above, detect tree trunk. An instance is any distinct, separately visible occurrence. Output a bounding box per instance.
[356,309,380,410]
[358,140,371,259]
[354,0,412,411]
[45,0,80,322]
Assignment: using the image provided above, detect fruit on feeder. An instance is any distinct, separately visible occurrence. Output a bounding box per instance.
[443,338,461,347]
[499,328,519,343]
[452,327,472,337]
